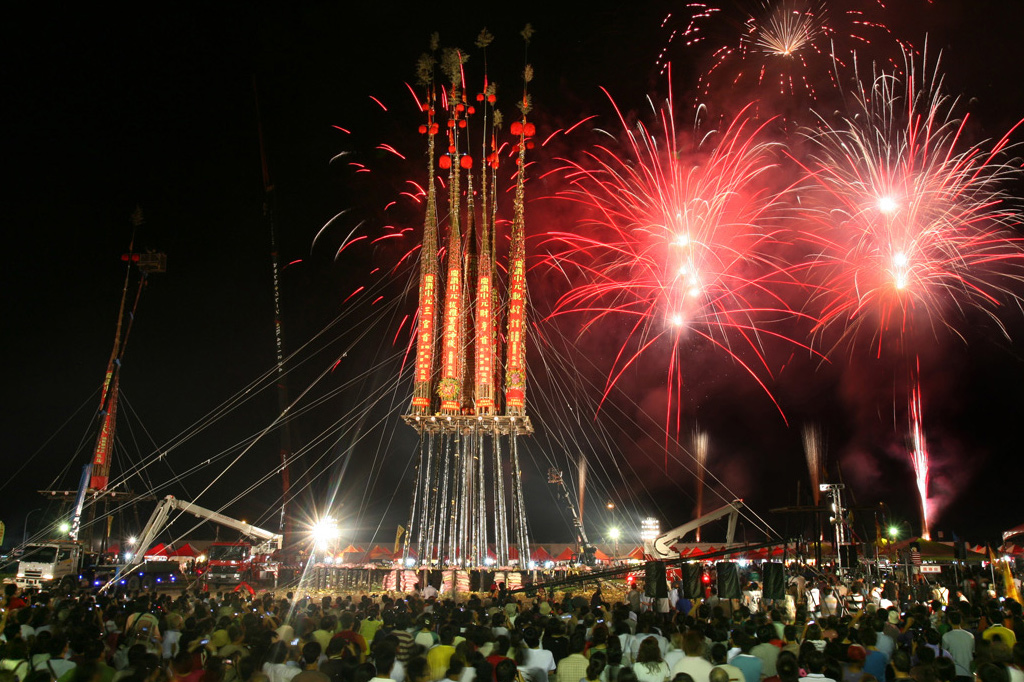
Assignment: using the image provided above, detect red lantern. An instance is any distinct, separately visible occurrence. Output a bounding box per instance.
[510,121,523,136]
[526,140,535,149]
[418,125,427,134]
[524,122,536,137]
[448,144,456,154]
[468,106,475,115]
[439,156,452,169]
[488,94,496,103]
[429,123,439,134]
[460,155,473,169]
[420,103,429,112]
[456,103,465,112]
[458,120,467,128]
[476,93,484,102]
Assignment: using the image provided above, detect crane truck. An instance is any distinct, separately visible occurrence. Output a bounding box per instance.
[644,499,746,559]
[109,495,283,591]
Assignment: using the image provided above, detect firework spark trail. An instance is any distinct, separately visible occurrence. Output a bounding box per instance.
[909,376,930,540]
[541,88,815,435]
[797,53,1024,534]
[802,423,823,505]
[798,54,1024,356]
[661,1,910,104]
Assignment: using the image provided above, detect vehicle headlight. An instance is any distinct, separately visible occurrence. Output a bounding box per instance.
[43,574,53,580]
[17,572,24,578]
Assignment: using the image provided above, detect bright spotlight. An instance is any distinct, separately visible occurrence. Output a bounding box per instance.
[311,518,341,548]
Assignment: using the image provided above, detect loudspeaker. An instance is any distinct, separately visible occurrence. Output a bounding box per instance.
[839,544,859,568]
[681,563,702,598]
[645,561,668,598]
[717,561,741,598]
[762,562,785,600]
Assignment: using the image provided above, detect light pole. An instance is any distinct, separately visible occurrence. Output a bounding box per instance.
[22,508,42,546]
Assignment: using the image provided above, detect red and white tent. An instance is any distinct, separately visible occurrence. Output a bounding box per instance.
[172,543,198,558]
[144,543,172,560]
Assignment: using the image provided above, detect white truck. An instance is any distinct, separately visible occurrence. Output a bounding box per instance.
[14,541,83,590]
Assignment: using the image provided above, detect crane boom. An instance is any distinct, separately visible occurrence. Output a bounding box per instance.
[129,495,283,571]
[646,499,745,559]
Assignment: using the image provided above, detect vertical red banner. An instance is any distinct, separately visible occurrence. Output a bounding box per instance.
[505,256,526,411]
[474,271,494,410]
[439,267,462,412]
[412,273,436,408]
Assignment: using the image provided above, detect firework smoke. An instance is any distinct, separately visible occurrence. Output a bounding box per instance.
[693,427,709,540]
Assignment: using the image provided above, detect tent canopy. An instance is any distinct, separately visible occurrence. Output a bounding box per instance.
[365,545,393,560]
[555,547,575,562]
[172,543,198,558]
[531,546,553,562]
[1004,522,1024,542]
[895,538,987,562]
[145,543,171,558]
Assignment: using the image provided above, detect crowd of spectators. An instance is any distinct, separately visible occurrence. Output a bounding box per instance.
[0,571,1021,682]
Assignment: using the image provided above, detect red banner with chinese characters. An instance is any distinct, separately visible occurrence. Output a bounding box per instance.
[475,272,494,409]
[90,375,119,490]
[439,267,462,411]
[412,273,437,407]
[505,257,526,411]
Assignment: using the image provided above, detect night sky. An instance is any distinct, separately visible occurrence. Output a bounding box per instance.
[5,1,1024,554]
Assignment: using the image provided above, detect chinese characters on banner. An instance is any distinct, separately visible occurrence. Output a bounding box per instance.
[505,257,526,410]
[412,273,436,407]
[475,273,494,409]
[440,267,462,411]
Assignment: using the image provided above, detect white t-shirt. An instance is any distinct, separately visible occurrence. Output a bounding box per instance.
[163,630,182,660]
[632,661,669,682]
[523,648,556,672]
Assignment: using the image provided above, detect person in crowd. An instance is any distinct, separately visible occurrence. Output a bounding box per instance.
[632,638,670,682]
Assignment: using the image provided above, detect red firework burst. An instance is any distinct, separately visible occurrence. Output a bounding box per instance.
[659,0,915,105]
[541,88,814,431]
[797,54,1024,356]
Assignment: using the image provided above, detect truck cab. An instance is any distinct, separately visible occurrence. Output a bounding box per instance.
[206,542,252,584]
[15,542,82,590]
